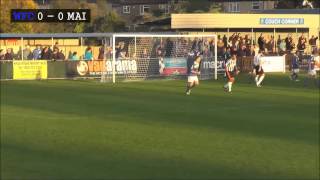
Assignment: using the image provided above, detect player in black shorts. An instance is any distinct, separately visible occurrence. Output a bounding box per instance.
[224,54,239,93]
[253,50,265,87]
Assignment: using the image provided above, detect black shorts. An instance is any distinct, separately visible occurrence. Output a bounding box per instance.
[255,65,264,75]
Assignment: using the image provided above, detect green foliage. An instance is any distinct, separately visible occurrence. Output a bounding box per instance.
[91,11,125,32]
[152,9,163,17]
[0,0,125,33]
[276,0,319,8]
[173,0,222,13]
[73,23,85,33]
[0,0,42,33]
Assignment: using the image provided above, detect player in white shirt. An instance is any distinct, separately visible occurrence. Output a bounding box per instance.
[186,53,202,95]
[253,50,265,87]
[224,54,239,93]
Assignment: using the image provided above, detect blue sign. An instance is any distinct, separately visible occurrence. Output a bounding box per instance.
[260,18,304,25]
[164,58,187,67]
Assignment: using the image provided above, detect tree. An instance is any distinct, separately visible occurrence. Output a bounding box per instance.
[0,0,45,33]
[276,0,319,9]
[173,0,222,13]
[91,11,125,32]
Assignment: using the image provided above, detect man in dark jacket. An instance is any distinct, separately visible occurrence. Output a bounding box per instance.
[258,33,265,51]
[4,48,14,60]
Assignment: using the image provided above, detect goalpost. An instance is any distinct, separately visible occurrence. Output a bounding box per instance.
[101,33,218,83]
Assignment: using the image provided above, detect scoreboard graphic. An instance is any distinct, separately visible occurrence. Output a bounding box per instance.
[11,9,90,23]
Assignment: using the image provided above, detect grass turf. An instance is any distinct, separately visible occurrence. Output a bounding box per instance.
[1,73,319,179]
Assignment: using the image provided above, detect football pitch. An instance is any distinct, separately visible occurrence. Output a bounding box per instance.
[1,73,319,179]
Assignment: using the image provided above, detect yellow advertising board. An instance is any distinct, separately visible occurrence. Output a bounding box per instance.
[13,60,48,80]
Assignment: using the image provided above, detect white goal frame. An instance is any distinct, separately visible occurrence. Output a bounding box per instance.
[112,33,218,83]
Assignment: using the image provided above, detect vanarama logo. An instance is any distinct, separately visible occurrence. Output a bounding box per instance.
[77,61,89,76]
[106,60,137,74]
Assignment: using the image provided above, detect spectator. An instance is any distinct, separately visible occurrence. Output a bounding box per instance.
[84,47,93,60]
[223,35,228,48]
[0,49,5,60]
[246,45,255,57]
[58,50,65,60]
[68,51,73,60]
[223,47,231,62]
[71,52,79,61]
[266,35,275,54]
[141,48,149,58]
[116,42,127,59]
[276,35,281,51]
[165,38,173,57]
[53,42,59,51]
[41,46,51,60]
[23,45,32,60]
[258,33,265,51]
[285,34,295,52]
[51,48,65,60]
[297,34,307,55]
[309,35,318,53]
[244,34,251,49]
[4,48,14,60]
[237,45,246,57]
[32,45,42,60]
[98,46,105,60]
[217,39,225,56]
[279,40,286,55]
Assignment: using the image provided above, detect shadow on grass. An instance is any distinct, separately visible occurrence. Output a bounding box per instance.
[1,140,307,180]
[1,79,319,146]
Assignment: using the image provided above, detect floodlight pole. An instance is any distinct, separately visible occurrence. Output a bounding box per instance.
[134,36,137,58]
[51,37,54,51]
[80,37,83,60]
[112,35,116,83]
[214,35,217,80]
[21,37,24,60]
[104,37,107,61]
[251,28,254,47]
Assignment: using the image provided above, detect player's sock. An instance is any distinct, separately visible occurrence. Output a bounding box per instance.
[255,76,259,85]
[186,85,190,93]
[228,82,232,92]
[257,75,265,86]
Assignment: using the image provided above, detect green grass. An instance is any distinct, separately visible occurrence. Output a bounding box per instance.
[1,74,319,180]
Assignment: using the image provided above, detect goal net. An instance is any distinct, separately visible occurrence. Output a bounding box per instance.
[101,34,218,83]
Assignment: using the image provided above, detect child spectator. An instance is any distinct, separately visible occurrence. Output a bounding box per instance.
[84,47,93,60]
[71,52,79,61]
